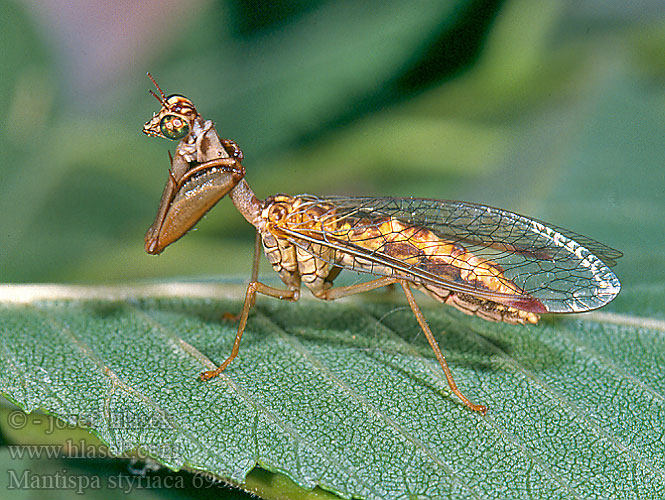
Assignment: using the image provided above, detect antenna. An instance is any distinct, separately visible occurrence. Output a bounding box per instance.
[147,72,167,106]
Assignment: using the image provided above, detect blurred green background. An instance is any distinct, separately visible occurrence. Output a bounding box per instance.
[1,0,664,294]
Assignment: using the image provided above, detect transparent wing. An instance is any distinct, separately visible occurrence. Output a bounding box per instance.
[276,195,622,314]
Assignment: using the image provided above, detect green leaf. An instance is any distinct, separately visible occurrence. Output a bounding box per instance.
[1,283,664,499]
[2,4,665,498]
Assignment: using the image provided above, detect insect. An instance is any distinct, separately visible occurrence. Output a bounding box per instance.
[142,73,622,414]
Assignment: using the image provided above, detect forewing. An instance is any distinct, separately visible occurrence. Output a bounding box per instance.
[278,195,622,314]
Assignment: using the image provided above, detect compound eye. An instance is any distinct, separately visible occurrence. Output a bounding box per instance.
[159,114,190,140]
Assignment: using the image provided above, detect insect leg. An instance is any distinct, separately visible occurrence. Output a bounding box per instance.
[251,230,261,283]
[314,276,400,300]
[221,139,244,161]
[312,276,486,413]
[222,231,263,323]
[399,281,488,415]
[323,265,342,286]
[201,280,300,381]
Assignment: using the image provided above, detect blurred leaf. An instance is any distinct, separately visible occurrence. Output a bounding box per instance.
[630,18,665,80]
[252,113,511,198]
[1,284,664,499]
[0,1,51,150]
[129,0,467,154]
[3,1,664,286]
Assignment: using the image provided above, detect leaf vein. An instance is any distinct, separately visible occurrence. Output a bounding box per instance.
[258,307,484,500]
[464,322,665,485]
[134,303,377,498]
[361,307,583,500]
